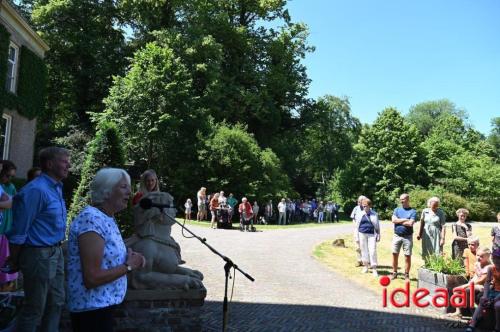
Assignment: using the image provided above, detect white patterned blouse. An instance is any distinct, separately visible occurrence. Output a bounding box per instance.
[66,206,127,312]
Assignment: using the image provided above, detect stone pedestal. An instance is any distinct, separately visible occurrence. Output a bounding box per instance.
[61,288,207,332]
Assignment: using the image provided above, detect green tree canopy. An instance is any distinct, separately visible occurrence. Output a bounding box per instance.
[406,99,468,137]
[298,95,360,195]
[488,117,500,160]
[331,108,424,215]
[198,123,291,200]
[29,0,128,141]
[100,32,222,197]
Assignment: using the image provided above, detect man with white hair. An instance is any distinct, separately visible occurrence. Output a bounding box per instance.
[351,195,367,267]
[6,147,70,331]
[218,191,227,205]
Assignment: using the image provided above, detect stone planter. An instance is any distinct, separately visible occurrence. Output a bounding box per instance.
[417,267,467,313]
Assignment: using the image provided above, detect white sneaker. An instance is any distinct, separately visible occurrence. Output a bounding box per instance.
[361,267,368,273]
[372,269,378,277]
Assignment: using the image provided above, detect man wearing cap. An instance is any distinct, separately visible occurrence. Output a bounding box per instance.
[5,147,70,331]
[391,193,417,280]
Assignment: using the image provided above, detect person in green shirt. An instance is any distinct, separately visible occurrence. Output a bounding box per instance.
[0,160,16,234]
[0,160,18,288]
[227,193,238,222]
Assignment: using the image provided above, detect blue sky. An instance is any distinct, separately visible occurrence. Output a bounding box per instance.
[284,0,499,134]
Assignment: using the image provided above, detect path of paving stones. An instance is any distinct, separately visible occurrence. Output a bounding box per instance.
[173,223,463,332]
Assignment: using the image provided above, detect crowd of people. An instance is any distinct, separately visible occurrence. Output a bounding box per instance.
[349,193,500,332]
[191,191,343,228]
[349,193,472,279]
[0,148,145,332]
[0,162,41,293]
[0,146,498,332]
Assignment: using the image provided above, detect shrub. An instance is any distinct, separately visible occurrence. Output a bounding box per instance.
[466,200,493,221]
[67,121,125,226]
[408,187,493,221]
[424,254,465,275]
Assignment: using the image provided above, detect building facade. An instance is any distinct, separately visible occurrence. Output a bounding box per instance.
[0,0,48,178]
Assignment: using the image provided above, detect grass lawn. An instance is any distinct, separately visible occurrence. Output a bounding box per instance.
[175,216,351,230]
[313,221,493,295]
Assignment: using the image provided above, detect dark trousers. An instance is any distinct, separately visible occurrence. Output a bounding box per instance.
[332,211,339,222]
[70,306,116,332]
[301,211,307,223]
[17,246,65,332]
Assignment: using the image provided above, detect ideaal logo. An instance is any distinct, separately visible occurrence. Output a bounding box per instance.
[379,276,475,308]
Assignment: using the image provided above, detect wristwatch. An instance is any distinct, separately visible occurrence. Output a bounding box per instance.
[124,263,133,273]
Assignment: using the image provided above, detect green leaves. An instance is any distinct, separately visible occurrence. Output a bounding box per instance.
[424,254,465,275]
[67,121,125,225]
[352,108,422,212]
[199,123,291,200]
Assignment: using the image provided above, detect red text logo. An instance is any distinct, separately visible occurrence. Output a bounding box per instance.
[379,276,474,308]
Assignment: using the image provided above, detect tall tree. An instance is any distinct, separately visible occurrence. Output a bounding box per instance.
[421,114,499,211]
[488,117,500,160]
[99,32,222,198]
[67,121,125,223]
[406,99,468,137]
[30,0,127,135]
[116,0,314,196]
[298,95,360,195]
[198,123,291,200]
[333,108,423,213]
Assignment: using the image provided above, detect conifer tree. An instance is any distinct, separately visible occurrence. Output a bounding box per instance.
[67,121,125,225]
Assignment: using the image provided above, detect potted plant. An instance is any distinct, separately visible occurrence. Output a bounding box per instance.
[418,254,467,313]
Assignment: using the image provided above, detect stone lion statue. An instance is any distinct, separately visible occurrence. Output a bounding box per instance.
[125,192,204,290]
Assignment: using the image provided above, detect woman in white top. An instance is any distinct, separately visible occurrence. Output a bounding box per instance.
[354,198,380,276]
[184,198,193,221]
[252,201,260,225]
[67,168,145,332]
[196,187,206,221]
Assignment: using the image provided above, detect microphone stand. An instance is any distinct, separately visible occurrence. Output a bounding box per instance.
[160,208,255,332]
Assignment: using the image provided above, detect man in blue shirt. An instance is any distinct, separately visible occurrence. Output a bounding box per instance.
[391,193,417,281]
[5,147,70,332]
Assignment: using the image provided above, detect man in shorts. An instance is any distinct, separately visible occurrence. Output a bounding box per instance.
[391,193,417,280]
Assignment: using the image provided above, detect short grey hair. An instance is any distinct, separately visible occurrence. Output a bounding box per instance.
[427,196,440,207]
[39,147,70,172]
[90,168,131,205]
[357,195,367,203]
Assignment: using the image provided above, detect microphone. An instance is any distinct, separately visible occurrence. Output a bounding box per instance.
[139,198,174,210]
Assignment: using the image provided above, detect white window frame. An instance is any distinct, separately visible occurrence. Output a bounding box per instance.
[5,42,19,93]
[1,114,12,159]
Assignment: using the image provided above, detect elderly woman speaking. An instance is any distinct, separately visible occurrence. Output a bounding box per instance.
[67,168,145,332]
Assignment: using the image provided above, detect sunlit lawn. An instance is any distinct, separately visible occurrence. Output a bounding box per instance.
[313,221,493,295]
